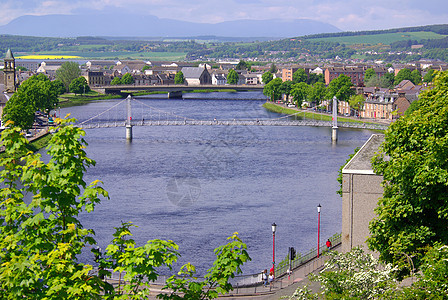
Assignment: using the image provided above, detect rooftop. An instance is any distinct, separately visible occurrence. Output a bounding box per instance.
[342,134,385,175]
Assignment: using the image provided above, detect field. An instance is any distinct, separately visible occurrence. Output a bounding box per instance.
[308,31,447,45]
[16,51,187,61]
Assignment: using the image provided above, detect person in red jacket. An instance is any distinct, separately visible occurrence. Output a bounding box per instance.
[326,239,332,250]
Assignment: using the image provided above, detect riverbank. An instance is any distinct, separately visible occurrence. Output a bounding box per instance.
[262,102,389,126]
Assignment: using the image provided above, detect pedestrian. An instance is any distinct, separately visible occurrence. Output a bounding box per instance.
[326,239,332,250]
[261,269,268,287]
[268,270,275,287]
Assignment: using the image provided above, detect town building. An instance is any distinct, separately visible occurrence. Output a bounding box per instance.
[181,66,212,85]
[324,66,387,86]
[341,134,385,253]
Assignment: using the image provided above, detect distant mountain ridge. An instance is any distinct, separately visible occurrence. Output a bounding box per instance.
[0,13,341,38]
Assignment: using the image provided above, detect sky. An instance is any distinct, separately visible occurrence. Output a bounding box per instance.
[0,0,447,31]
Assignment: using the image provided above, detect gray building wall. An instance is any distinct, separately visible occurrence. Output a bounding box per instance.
[341,134,385,253]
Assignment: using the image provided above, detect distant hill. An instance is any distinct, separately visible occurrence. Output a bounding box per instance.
[0,13,341,39]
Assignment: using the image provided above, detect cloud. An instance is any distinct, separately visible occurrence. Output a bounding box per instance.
[0,0,446,31]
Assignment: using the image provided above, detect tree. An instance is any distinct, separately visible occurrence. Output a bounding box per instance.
[262,71,273,84]
[111,77,122,85]
[235,60,249,70]
[364,68,376,82]
[292,69,307,84]
[380,72,395,89]
[263,77,282,101]
[52,79,66,95]
[269,63,278,73]
[423,69,436,83]
[394,68,413,85]
[55,61,81,91]
[290,82,310,107]
[0,119,251,299]
[142,65,151,72]
[307,82,327,106]
[2,75,58,128]
[174,71,185,84]
[368,71,448,276]
[307,73,324,85]
[69,76,90,95]
[410,69,422,85]
[1,90,35,129]
[348,94,365,115]
[327,74,354,102]
[280,80,293,99]
[121,73,135,85]
[227,69,239,85]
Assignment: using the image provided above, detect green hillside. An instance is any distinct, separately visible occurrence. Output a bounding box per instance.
[307,31,447,45]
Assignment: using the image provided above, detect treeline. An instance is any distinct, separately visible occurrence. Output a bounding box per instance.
[302,24,448,40]
[391,36,448,49]
[0,35,71,53]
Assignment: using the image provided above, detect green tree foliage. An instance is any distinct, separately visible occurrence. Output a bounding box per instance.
[69,76,91,95]
[52,79,66,95]
[368,71,448,276]
[0,120,251,299]
[307,82,327,105]
[394,68,413,85]
[263,78,283,101]
[327,74,354,102]
[174,71,185,84]
[307,73,324,85]
[410,69,422,84]
[142,65,151,72]
[290,82,310,107]
[280,80,294,99]
[292,69,307,84]
[235,60,249,70]
[269,63,278,73]
[261,71,273,84]
[364,68,376,82]
[423,69,436,83]
[348,94,365,114]
[381,72,395,88]
[227,69,239,85]
[111,77,122,85]
[55,61,81,91]
[121,73,135,85]
[2,75,58,128]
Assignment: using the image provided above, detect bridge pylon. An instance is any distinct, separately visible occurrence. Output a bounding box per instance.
[332,97,338,143]
[126,95,133,140]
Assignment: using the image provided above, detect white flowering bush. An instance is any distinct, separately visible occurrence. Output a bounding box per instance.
[285,247,397,300]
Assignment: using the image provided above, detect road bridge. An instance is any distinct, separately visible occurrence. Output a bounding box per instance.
[92,84,264,98]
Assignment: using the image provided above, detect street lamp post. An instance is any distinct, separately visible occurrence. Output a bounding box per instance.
[317,204,321,258]
[272,223,277,275]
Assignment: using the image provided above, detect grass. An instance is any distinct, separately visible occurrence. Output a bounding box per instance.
[58,91,122,108]
[308,31,447,45]
[263,102,371,124]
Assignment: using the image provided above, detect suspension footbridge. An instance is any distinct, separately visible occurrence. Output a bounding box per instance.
[73,96,388,139]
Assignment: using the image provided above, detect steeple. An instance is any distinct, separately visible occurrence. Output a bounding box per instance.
[4,49,16,93]
[5,49,14,60]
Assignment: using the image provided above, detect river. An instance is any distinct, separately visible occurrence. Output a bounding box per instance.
[56,91,375,275]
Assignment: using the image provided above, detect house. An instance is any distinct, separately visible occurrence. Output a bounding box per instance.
[241,73,260,85]
[84,71,106,86]
[211,73,227,85]
[341,134,385,253]
[181,66,212,85]
[36,61,65,77]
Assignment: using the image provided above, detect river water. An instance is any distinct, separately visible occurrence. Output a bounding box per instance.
[56,92,375,275]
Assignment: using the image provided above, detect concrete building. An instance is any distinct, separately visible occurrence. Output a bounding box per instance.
[341,134,385,253]
[324,66,387,86]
